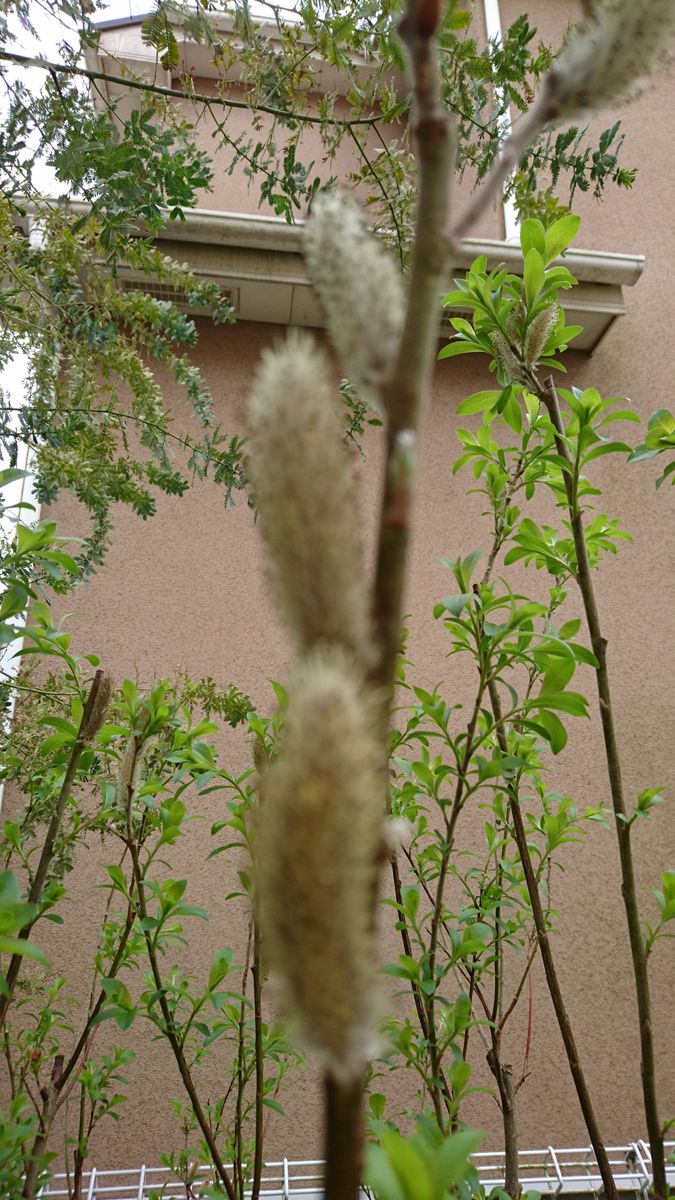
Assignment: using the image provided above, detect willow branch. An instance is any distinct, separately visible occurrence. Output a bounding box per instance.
[121,750,237,1200]
[487,677,618,1200]
[251,925,264,1200]
[536,376,666,1200]
[0,671,104,1028]
[370,0,456,699]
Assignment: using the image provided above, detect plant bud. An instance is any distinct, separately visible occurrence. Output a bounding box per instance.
[549,0,675,120]
[380,816,414,856]
[490,330,523,383]
[257,647,383,1082]
[247,330,371,661]
[115,734,144,809]
[524,305,558,367]
[304,190,405,399]
[81,672,112,743]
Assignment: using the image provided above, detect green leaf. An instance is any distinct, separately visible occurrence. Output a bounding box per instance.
[530,691,589,717]
[366,1143,406,1200]
[436,593,472,618]
[456,390,501,415]
[0,468,29,489]
[382,1133,433,1200]
[543,214,581,264]
[533,710,568,754]
[523,248,545,309]
[0,936,47,965]
[106,864,128,894]
[434,1129,483,1187]
[438,341,485,360]
[644,409,675,448]
[0,584,30,622]
[520,218,545,257]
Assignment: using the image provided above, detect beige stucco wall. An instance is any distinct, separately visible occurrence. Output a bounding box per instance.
[10,3,675,1176]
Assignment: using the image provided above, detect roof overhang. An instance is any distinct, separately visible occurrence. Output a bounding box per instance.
[15,203,644,353]
[85,11,381,105]
[129,207,645,353]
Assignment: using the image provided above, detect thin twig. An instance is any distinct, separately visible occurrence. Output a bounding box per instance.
[536,375,666,1200]
[487,677,618,1200]
[251,923,264,1200]
[0,50,381,129]
[122,750,237,1200]
[0,671,104,1028]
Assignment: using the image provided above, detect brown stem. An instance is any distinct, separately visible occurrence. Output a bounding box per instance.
[370,0,455,698]
[21,1055,63,1199]
[18,900,134,1193]
[0,49,380,130]
[393,850,461,1124]
[487,1044,520,1200]
[59,903,134,1087]
[70,1083,87,1200]
[324,1073,364,1200]
[120,746,235,1200]
[0,672,105,1027]
[251,928,265,1200]
[234,926,252,1200]
[128,835,237,1200]
[321,2,454,1193]
[487,677,618,1200]
[538,377,666,1200]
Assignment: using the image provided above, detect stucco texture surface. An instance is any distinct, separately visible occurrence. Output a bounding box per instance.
[7,1,675,1175]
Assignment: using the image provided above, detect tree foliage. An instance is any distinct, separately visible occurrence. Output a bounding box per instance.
[0,0,639,564]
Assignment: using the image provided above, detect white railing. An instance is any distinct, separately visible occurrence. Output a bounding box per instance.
[37,1143,675,1199]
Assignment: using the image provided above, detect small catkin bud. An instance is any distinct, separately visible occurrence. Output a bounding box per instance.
[524,305,559,367]
[505,300,525,347]
[549,0,675,120]
[81,672,112,742]
[115,734,144,808]
[380,816,414,856]
[247,330,371,660]
[257,648,383,1082]
[304,190,405,398]
[251,735,270,775]
[490,330,523,383]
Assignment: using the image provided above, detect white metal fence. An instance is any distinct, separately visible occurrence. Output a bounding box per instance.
[37,1142,675,1199]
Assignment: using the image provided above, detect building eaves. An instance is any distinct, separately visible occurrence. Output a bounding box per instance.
[15,202,645,352]
[147,207,645,352]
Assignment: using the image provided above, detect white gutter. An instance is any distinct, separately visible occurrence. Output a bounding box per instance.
[483,0,520,242]
[143,206,645,288]
[17,202,641,288]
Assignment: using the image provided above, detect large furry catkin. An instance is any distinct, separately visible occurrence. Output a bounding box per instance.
[257,648,382,1083]
[549,0,675,120]
[247,330,371,660]
[304,190,405,399]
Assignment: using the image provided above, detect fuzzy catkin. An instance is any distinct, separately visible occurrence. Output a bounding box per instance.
[550,0,675,120]
[490,330,523,383]
[82,673,112,742]
[257,648,383,1083]
[247,331,371,660]
[524,305,558,367]
[304,190,405,399]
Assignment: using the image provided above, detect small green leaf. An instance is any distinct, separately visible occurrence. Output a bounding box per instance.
[543,214,581,264]
[520,218,545,257]
[523,249,545,309]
